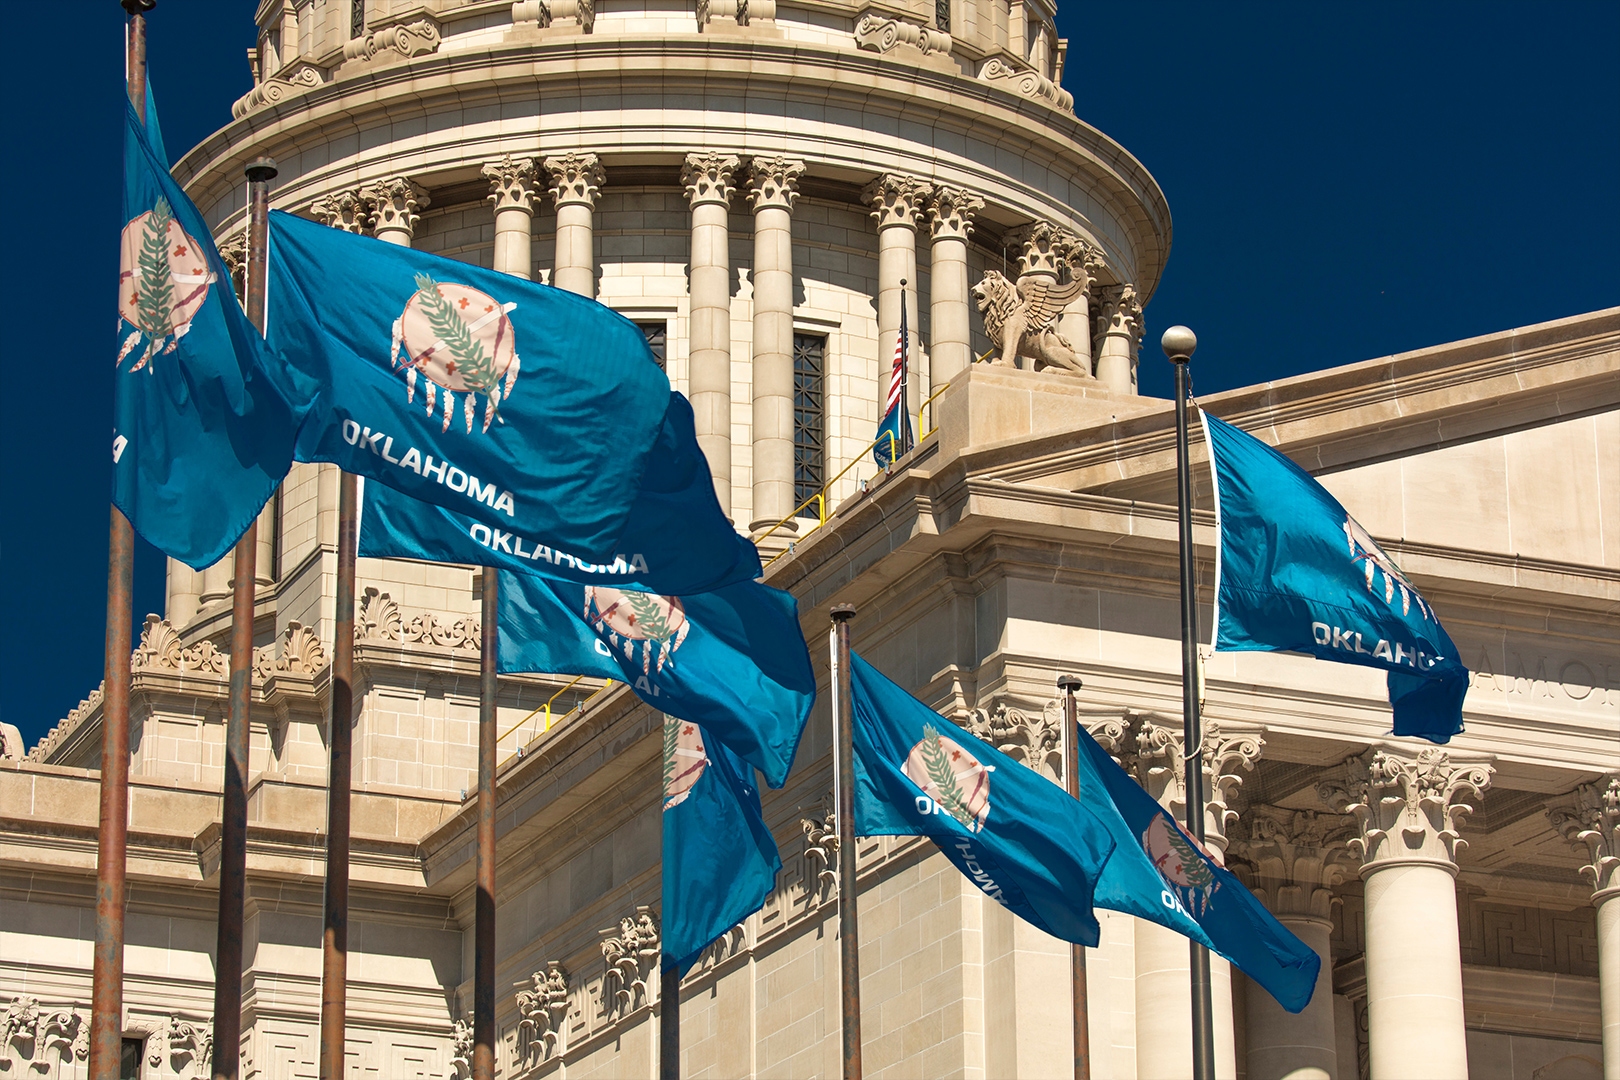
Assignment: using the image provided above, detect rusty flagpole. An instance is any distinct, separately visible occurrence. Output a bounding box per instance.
[318,471,357,1079]
[474,571,499,1080]
[1058,673,1092,1080]
[829,604,862,1080]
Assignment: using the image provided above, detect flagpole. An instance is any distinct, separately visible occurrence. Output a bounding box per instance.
[474,570,498,1080]
[829,603,862,1080]
[1164,325,1216,1080]
[1058,674,1091,1080]
[211,155,277,1080]
[660,964,680,1079]
[91,4,154,1077]
[319,473,357,1080]
[898,280,912,457]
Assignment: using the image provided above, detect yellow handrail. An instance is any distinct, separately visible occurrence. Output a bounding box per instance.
[919,381,952,440]
[497,672,590,749]
[752,429,895,552]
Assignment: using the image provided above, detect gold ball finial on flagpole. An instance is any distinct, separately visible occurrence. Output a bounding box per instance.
[1161,325,1197,363]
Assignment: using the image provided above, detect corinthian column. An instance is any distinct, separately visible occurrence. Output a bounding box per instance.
[1005,220,1064,284]
[926,187,983,393]
[745,156,805,533]
[1130,717,1263,1080]
[368,177,429,246]
[1550,776,1620,1079]
[544,153,605,297]
[862,174,931,432]
[1095,284,1142,394]
[483,156,540,279]
[1056,235,1104,382]
[1322,747,1493,1080]
[1232,807,1357,1080]
[682,153,741,517]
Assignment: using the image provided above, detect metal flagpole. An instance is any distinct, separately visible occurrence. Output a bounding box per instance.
[474,570,499,1080]
[829,604,861,1080]
[211,155,278,1080]
[660,965,680,1079]
[1057,674,1091,1080]
[1163,325,1216,1080]
[898,280,912,457]
[319,473,357,1079]
[91,4,154,1077]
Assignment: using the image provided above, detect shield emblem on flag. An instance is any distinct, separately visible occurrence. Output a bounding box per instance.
[904,724,992,833]
[663,716,707,810]
[117,197,216,372]
[391,273,521,435]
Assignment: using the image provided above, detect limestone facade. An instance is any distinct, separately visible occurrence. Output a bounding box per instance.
[4,2,1619,1078]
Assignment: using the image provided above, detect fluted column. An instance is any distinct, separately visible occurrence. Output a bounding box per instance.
[483,155,540,280]
[862,173,931,431]
[1550,776,1620,1079]
[368,177,429,246]
[1130,717,1263,1080]
[682,153,741,516]
[544,153,605,297]
[926,187,983,393]
[745,156,805,533]
[1095,284,1142,394]
[1322,747,1493,1080]
[1233,807,1357,1080]
[312,188,373,234]
[1056,235,1104,382]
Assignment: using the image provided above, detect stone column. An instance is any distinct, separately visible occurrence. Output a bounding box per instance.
[682,152,741,517]
[1094,283,1142,394]
[1055,235,1104,381]
[368,177,429,246]
[544,153,605,298]
[926,186,984,394]
[1129,717,1263,1080]
[862,174,931,431]
[1550,776,1620,1080]
[745,156,805,533]
[1232,806,1358,1080]
[312,188,373,234]
[199,558,232,609]
[1321,746,1493,1080]
[166,559,202,628]
[483,155,540,280]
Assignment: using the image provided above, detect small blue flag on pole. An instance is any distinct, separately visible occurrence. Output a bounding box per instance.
[849,652,1115,946]
[115,90,299,568]
[662,716,781,975]
[873,285,913,467]
[487,568,814,788]
[1201,411,1470,742]
[1073,723,1321,1013]
[265,210,680,567]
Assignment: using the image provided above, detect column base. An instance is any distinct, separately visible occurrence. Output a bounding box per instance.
[748,518,799,561]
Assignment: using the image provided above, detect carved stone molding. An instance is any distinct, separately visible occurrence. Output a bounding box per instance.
[977,56,1073,111]
[1123,715,1264,857]
[1230,804,1357,923]
[600,907,660,1015]
[342,18,441,65]
[217,233,248,298]
[681,152,741,208]
[483,155,542,215]
[274,622,328,675]
[231,61,323,118]
[544,153,606,209]
[404,611,481,652]
[800,796,839,904]
[698,0,772,29]
[745,156,806,212]
[927,186,984,242]
[1319,747,1494,874]
[132,615,228,677]
[515,962,570,1062]
[367,177,430,239]
[449,1013,473,1079]
[28,686,103,762]
[1054,233,1105,290]
[861,173,931,231]
[148,1014,213,1079]
[1096,283,1142,341]
[962,698,1061,781]
[853,13,951,57]
[516,0,595,32]
[358,587,403,642]
[0,997,88,1073]
[312,189,373,234]
[1548,775,1620,902]
[1003,220,1073,280]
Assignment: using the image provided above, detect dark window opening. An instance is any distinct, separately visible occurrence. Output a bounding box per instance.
[351,0,366,39]
[638,321,667,369]
[121,1038,146,1080]
[793,333,826,507]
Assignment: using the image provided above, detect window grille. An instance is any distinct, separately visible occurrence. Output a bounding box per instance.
[936,0,951,32]
[792,333,826,506]
[638,322,667,369]
[351,0,365,39]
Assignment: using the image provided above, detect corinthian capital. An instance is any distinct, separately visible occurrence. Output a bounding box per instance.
[1097,283,1142,338]
[927,186,984,241]
[681,153,740,208]
[312,188,373,234]
[543,153,606,209]
[1055,234,1105,290]
[483,155,541,215]
[1004,220,1073,279]
[1128,716,1263,857]
[860,173,931,231]
[1230,805,1357,923]
[1548,775,1620,903]
[746,156,806,212]
[367,177,430,237]
[1320,746,1493,873]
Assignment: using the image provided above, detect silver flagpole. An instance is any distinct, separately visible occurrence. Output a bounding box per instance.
[1163,325,1216,1079]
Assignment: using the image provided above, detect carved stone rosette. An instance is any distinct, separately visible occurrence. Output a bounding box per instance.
[1320,746,1493,874]
[681,152,740,208]
[745,156,806,212]
[544,153,606,209]
[927,186,984,241]
[483,155,541,215]
[861,173,932,231]
[1548,774,1620,902]
[312,189,373,234]
[1230,805,1357,924]
[368,177,430,239]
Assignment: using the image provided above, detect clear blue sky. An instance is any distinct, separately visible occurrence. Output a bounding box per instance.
[2,2,1616,746]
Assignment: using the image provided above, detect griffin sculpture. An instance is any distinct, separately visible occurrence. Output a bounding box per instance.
[971,270,1097,379]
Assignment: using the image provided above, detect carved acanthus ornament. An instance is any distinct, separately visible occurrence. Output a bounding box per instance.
[927,187,984,242]
[483,156,541,215]
[853,13,951,57]
[405,612,481,652]
[600,907,660,1014]
[342,19,441,64]
[861,173,932,231]
[132,615,229,677]
[358,587,404,642]
[231,61,323,118]
[448,1014,473,1079]
[367,177,430,238]
[1229,805,1357,923]
[1117,716,1264,857]
[0,997,88,1072]
[1054,233,1105,291]
[544,153,606,209]
[1319,747,1493,872]
[800,796,839,904]
[1004,220,1073,280]
[148,1014,213,1079]
[962,699,1061,781]
[977,56,1073,111]
[274,622,328,675]
[1548,775,1620,902]
[1096,283,1142,343]
[515,962,570,1061]
[745,156,806,212]
[681,152,740,208]
[312,189,373,234]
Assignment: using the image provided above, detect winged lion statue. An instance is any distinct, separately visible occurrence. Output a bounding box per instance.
[971,270,1098,380]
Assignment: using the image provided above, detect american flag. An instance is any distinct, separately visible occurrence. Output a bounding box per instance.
[884,325,906,421]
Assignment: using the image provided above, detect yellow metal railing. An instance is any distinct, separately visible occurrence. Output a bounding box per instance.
[497,674,616,765]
